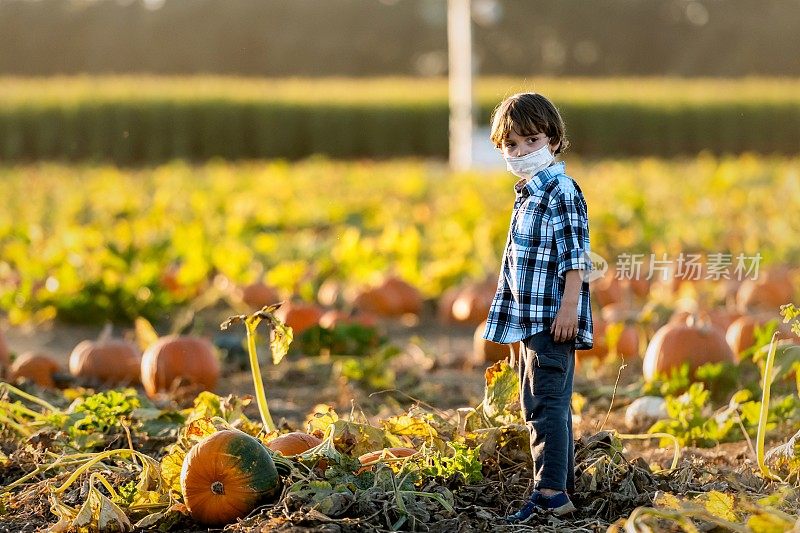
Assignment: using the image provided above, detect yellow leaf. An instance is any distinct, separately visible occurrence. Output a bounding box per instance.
[134,317,160,352]
[305,404,339,436]
[653,491,683,510]
[746,512,794,533]
[700,491,738,522]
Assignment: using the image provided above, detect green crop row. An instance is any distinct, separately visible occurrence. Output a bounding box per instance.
[0,76,799,162]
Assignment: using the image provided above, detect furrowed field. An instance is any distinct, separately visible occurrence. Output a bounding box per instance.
[2,79,800,533]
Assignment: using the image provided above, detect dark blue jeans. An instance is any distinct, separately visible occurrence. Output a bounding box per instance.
[518,329,576,493]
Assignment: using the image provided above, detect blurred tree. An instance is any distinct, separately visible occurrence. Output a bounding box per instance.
[0,0,797,77]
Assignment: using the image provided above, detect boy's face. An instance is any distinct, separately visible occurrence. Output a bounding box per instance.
[500,128,560,158]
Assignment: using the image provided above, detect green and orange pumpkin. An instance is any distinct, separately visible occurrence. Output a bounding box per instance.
[180,430,281,526]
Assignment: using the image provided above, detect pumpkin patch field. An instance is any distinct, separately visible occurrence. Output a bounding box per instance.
[2,155,800,532]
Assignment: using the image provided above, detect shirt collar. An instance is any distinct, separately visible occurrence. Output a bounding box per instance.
[514,161,566,197]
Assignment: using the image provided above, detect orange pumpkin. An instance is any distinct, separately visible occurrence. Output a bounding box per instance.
[180,430,281,526]
[725,313,793,361]
[140,335,220,398]
[643,316,734,381]
[8,352,60,388]
[473,320,516,364]
[611,325,640,358]
[451,279,497,325]
[69,339,141,384]
[670,308,742,336]
[382,276,422,315]
[625,277,651,299]
[274,301,324,335]
[237,282,280,310]
[355,447,418,474]
[592,273,622,308]
[266,432,322,456]
[318,309,378,329]
[706,308,742,335]
[354,276,422,317]
[353,285,400,316]
[736,266,794,313]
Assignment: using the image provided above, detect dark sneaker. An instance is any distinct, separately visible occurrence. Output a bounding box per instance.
[504,491,577,523]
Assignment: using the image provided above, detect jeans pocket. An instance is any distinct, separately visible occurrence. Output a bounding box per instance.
[533,351,568,395]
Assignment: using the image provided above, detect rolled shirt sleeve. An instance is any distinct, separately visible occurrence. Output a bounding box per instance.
[549,189,592,279]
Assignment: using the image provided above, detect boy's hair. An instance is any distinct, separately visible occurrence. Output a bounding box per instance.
[489,92,569,154]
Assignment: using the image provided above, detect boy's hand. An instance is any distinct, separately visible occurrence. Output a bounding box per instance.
[551,301,578,342]
[551,269,583,342]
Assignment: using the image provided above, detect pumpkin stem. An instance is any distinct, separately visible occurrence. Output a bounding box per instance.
[211,481,225,495]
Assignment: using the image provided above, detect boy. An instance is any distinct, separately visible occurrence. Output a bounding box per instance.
[482,92,593,523]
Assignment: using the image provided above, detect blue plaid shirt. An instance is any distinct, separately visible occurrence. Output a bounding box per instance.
[483,161,594,350]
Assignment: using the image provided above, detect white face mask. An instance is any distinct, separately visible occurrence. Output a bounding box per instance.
[504,143,554,180]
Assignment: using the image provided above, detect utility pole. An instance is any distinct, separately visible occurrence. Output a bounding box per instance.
[447,0,473,171]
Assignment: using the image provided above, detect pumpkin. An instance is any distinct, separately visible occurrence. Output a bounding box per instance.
[614,325,640,358]
[670,308,742,336]
[642,316,734,381]
[266,432,322,456]
[354,276,422,317]
[382,276,422,315]
[355,447,418,474]
[237,282,280,310]
[0,328,9,378]
[736,269,794,313]
[592,273,622,308]
[353,285,400,316]
[274,301,324,335]
[140,335,220,398]
[8,351,60,388]
[473,320,517,364]
[725,313,793,360]
[625,277,651,299]
[451,279,497,325]
[318,309,378,330]
[180,430,281,526]
[69,339,141,384]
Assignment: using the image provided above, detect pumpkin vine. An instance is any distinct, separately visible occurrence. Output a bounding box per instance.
[220,302,293,432]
